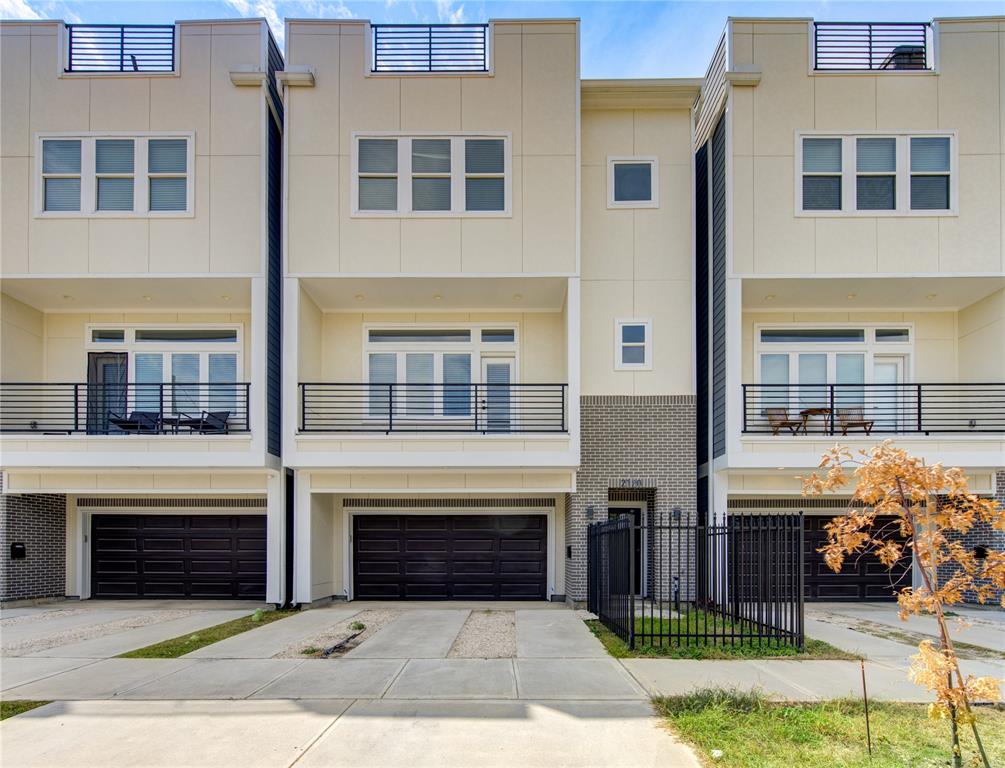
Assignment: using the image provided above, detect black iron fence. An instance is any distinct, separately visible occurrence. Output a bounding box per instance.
[299,382,567,434]
[66,24,176,73]
[742,383,1005,436]
[588,511,804,650]
[0,382,250,435]
[814,22,931,71]
[372,24,489,72]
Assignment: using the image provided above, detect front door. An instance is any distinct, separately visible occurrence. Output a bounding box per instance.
[481,358,514,432]
[873,355,905,432]
[86,352,127,434]
[608,506,645,596]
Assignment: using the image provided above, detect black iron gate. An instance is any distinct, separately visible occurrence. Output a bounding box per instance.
[588,512,804,650]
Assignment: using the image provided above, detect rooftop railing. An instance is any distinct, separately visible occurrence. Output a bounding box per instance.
[371,24,489,73]
[813,22,932,71]
[66,24,176,73]
[299,382,566,434]
[742,383,1005,436]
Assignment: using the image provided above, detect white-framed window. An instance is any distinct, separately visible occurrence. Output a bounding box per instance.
[36,133,194,217]
[353,133,510,216]
[615,319,652,370]
[86,324,242,418]
[796,132,956,216]
[363,324,519,419]
[608,157,658,208]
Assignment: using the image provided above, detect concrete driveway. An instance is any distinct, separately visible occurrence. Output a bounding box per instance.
[0,603,700,768]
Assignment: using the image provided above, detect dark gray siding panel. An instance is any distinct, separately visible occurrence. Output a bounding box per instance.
[710,118,726,458]
[266,33,283,458]
[694,143,709,467]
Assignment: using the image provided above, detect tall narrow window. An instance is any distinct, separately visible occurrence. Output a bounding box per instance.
[411,139,451,212]
[465,139,505,211]
[358,139,398,211]
[148,139,188,212]
[856,138,895,210]
[910,137,950,210]
[801,138,842,210]
[95,139,135,211]
[42,139,81,212]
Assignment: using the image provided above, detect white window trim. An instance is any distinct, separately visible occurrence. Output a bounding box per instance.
[795,130,957,217]
[607,156,659,209]
[85,323,244,380]
[35,132,195,218]
[351,132,512,218]
[614,318,653,371]
[753,323,915,384]
[361,322,520,384]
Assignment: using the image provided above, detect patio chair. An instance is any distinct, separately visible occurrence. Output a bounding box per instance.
[837,406,874,436]
[764,407,802,436]
[196,410,230,434]
[107,410,162,434]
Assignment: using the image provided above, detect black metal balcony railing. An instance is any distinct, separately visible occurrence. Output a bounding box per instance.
[0,383,250,435]
[300,383,567,434]
[372,24,489,73]
[742,383,1005,436]
[66,24,176,73]
[814,22,931,71]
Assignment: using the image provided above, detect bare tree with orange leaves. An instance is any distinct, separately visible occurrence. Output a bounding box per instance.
[801,440,1004,768]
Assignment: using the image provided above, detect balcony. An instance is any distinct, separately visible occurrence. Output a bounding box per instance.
[813,22,932,72]
[0,382,250,436]
[371,24,489,73]
[65,24,176,73]
[742,383,1005,436]
[299,382,567,434]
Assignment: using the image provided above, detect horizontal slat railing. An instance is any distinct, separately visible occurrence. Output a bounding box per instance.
[814,22,931,71]
[300,382,567,434]
[372,24,488,72]
[66,24,175,73]
[742,383,1005,435]
[0,383,249,435]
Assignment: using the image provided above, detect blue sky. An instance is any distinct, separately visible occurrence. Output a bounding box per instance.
[2,0,1001,78]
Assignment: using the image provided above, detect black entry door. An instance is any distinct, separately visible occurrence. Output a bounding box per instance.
[90,514,266,599]
[352,514,547,600]
[86,352,127,434]
[804,514,910,601]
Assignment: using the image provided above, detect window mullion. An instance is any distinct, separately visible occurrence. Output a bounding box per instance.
[451,138,464,214]
[135,138,149,214]
[398,139,410,214]
[842,137,854,213]
[897,137,909,212]
[81,138,96,214]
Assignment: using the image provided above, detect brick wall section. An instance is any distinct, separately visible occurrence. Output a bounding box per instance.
[0,493,67,602]
[936,471,1005,605]
[566,395,696,603]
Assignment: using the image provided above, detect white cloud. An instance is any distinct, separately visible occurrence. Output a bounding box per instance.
[225,0,284,46]
[435,0,465,24]
[298,1,354,19]
[0,0,40,19]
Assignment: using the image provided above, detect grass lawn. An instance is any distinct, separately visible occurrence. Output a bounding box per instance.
[586,616,857,660]
[656,688,1005,768]
[0,701,50,720]
[118,608,298,659]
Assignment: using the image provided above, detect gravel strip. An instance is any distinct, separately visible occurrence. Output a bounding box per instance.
[0,608,89,627]
[448,610,516,658]
[2,610,195,657]
[273,609,399,659]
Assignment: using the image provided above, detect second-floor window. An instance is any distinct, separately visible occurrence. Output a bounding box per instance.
[608,157,658,208]
[38,134,193,216]
[354,134,510,216]
[615,319,652,370]
[797,133,955,216]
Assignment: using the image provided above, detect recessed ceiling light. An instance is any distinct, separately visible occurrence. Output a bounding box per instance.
[354,294,365,302]
[221,295,230,302]
[513,293,523,301]
[764,294,775,301]
[61,294,73,301]
[777,466,786,471]
[142,295,152,302]
[926,293,937,300]
[846,293,857,300]
[433,294,442,301]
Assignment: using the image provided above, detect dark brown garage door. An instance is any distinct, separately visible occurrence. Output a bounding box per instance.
[90,515,267,599]
[804,514,910,601]
[353,514,547,600]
